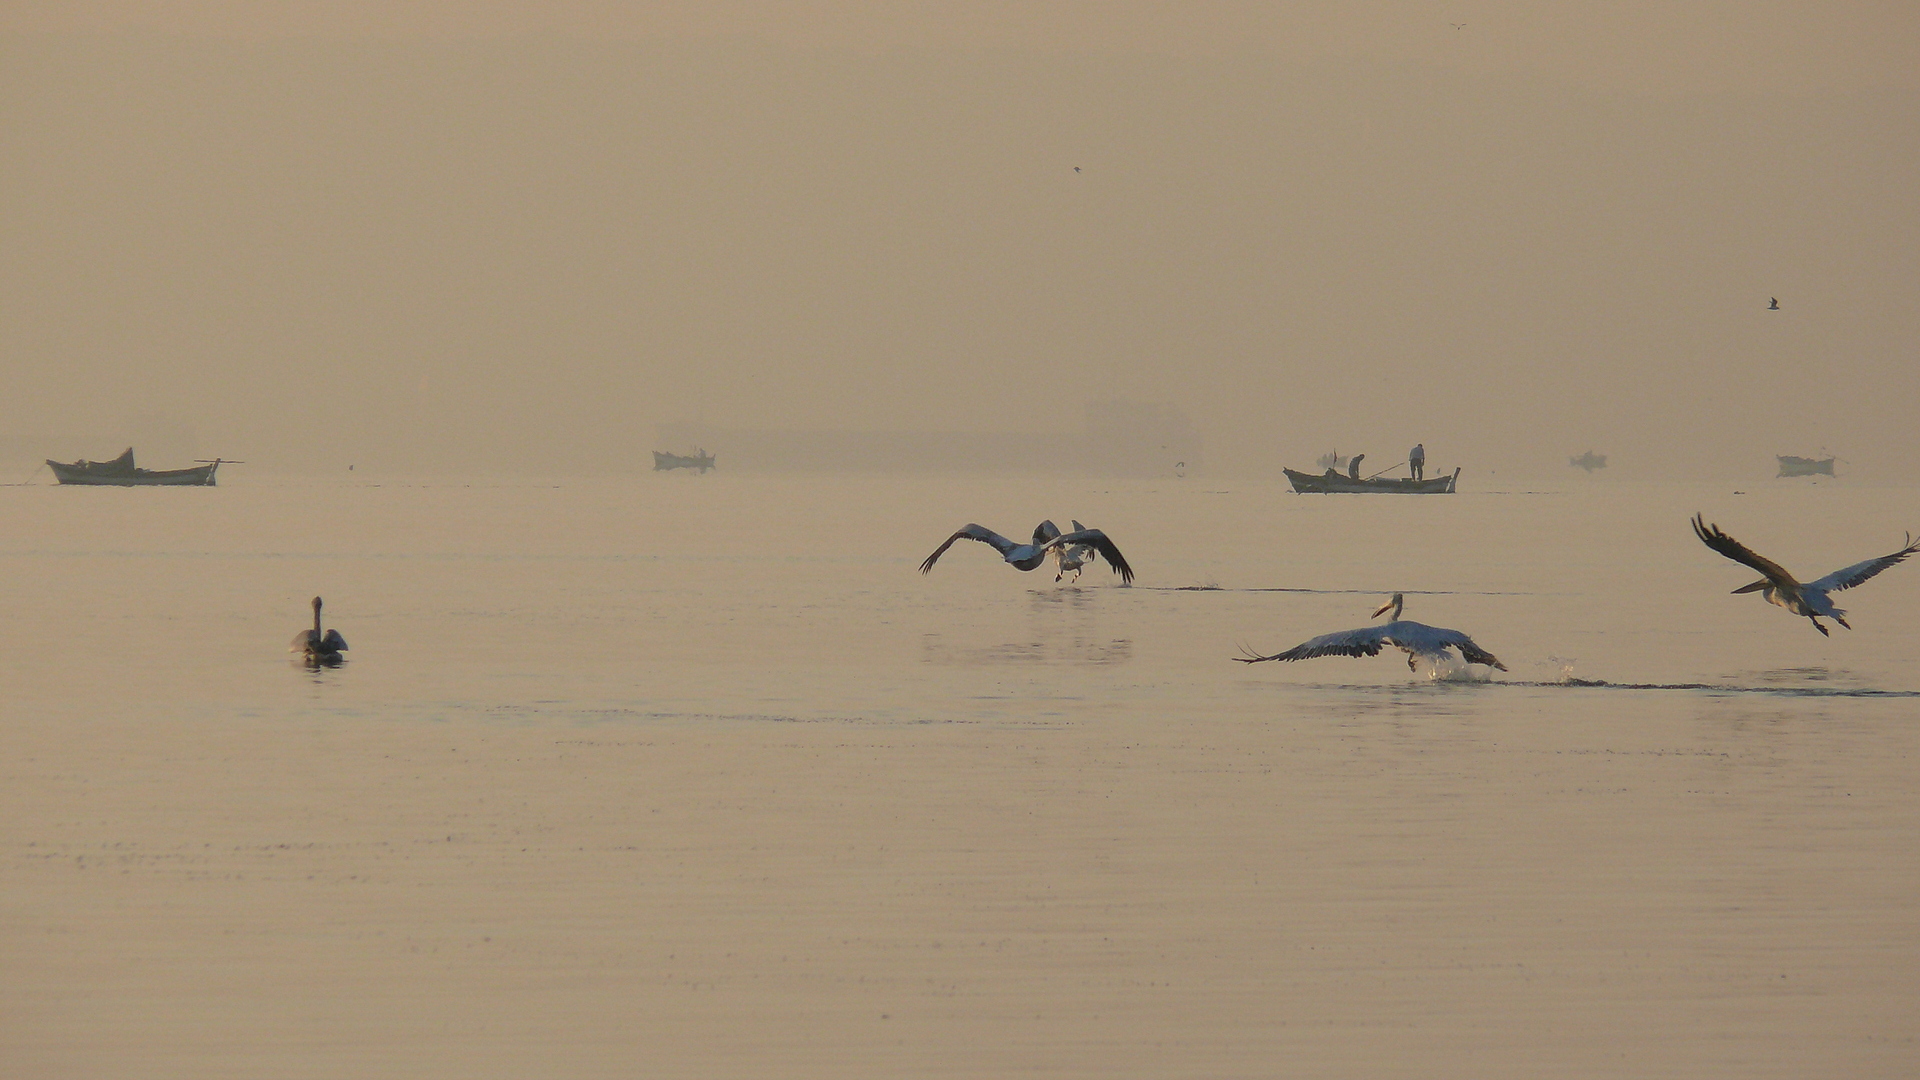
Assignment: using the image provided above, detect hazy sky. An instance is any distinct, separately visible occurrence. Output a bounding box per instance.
[4,4,1916,476]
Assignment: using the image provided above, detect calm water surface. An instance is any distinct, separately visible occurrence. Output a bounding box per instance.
[3,473,1915,1078]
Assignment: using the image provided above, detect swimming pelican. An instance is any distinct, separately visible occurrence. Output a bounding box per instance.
[1235,593,1506,671]
[920,521,1134,584]
[291,596,349,664]
[1691,514,1919,635]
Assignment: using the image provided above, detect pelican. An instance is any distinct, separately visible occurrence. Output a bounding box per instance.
[920,521,1134,584]
[1235,593,1506,672]
[1691,514,1918,635]
[291,596,349,664]
[1038,519,1103,582]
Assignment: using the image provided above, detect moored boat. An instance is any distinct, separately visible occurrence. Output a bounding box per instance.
[1284,466,1460,494]
[46,448,223,486]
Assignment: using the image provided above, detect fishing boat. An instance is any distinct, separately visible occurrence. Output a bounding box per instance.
[1569,451,1607,472]
[1776,455,1835,478]
[1283,466,1460,494]
[46,448,224,486]
[652,449,716,473]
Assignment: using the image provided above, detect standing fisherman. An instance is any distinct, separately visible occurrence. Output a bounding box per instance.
[1409,443,1425,481]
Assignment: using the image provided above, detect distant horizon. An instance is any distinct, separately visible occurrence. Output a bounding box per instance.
[4,12,1914,484]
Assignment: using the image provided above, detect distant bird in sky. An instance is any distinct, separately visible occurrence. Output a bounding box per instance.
[1451,22,1466,30]
[920,521,1134,584]
[1236,593,1505,672]
[292,596,349,664]
[1074,166,1081,172]
[1769,297,1780,309]
[1691,514,1918,635]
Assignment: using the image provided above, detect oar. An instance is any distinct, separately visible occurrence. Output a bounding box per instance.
[1363,462,1406,481]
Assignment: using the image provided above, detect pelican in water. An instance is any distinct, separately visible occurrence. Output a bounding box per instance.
[1691,514,1919,635]
[1236,593,1506,672]
[292,596,349,664]
[920,520,1134,584]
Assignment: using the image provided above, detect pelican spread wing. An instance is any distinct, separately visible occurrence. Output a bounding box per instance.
[919,524,1017,574]
[1044,528,1134,583]
[1692,514,1798,588]
[1237,593,1505,671]
[292,627,350,653]
[1807,535,1920,593]
[1241,625,1391,662]
[1239,624,1504,669]
[1433,628,1504,669]
[1692,513,1918,634]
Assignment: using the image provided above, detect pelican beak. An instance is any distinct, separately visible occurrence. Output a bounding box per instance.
[1731,580,1769,594]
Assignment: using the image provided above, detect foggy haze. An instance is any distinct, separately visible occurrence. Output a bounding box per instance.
[3,8,1915,480]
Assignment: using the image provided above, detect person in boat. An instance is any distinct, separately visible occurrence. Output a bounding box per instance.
[1347,453,1365,481]
[1409,443,1425,480]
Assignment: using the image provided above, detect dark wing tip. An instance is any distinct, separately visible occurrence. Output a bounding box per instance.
[918,526,983,574]
[1272,642,1371,662]
[1090,533,1135,583]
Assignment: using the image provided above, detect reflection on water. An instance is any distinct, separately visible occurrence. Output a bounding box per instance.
[1747,665,1866,687]
[920,587,1134,666]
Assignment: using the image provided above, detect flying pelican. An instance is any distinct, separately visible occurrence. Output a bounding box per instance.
[1037,519,1104,582]
[1236,593,1506,672]
[1691,514,1919,635]
[920,521,1134,584]
[291,596,349,664]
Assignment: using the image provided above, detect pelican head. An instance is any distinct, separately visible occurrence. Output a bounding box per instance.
[1372,593,1405,621]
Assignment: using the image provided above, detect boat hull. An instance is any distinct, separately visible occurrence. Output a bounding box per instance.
[1283,466,1459,494]
[1776,456,1834,478]
[652,451,715,473]
[46,449,220,486]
